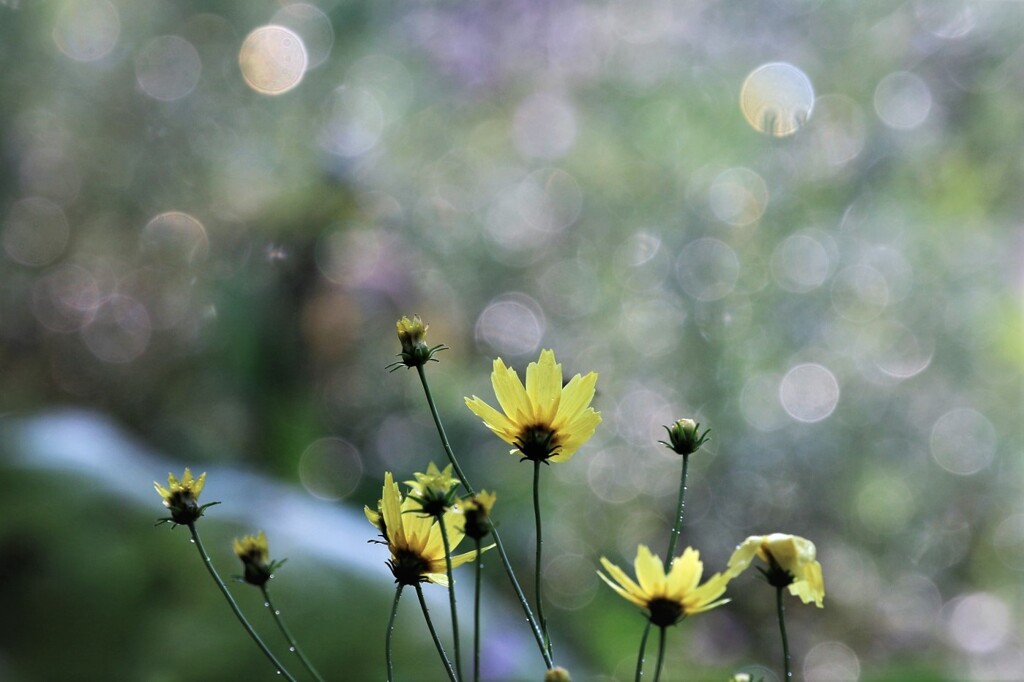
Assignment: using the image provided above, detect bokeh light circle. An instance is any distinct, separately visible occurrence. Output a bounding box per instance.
[298,437,363,501]
[831,265,889,322]
[803,641,861,681]
[140,211,209,264]
[740,62,815,137]
[513,92,577,160]
[80,295,152,363]
[544,553,599,611]
[929,408,996,475]
[135,35,202,102]
[53,0,121,63]
[475,294,545,357]
[779,363,840,423]
[771,233,831,293]
[270,3,334,69]
[675,238,740,301]
[874,71,932,130]
[3,197,70,267]
[946,592,1012,654]
[709,167,769,226]
[317,86,385,157]
[239,26,308,95]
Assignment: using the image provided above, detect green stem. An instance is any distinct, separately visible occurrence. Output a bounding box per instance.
[637,454,691,678]
[634,621,652,682]
[416,583,458,682]
[186,524,296,682]
[664,454,691,567]
[474,539,482,682]
[261,585,325,682]
[532,459,552,659]
[777,587,792,680]
[387,585,403,682]
[414,364,553,669]
[652,626,667,682]
[438,515,463,681]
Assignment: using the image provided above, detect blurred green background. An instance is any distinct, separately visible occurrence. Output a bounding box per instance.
[1,0,1022,680]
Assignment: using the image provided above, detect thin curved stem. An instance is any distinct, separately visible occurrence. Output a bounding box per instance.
[664,454,691,567]
[532,459,552,659]
[416,583,458,682]
[414,364,553,669]
[387,585,404,682]
[637,454,692,678]
[634,621,653,682]
[261,585,325,682]
[438,515,463,681]
[777,587,792,680]
[186,524,296,682]
[652,626,668,682]
[474,539,482,682]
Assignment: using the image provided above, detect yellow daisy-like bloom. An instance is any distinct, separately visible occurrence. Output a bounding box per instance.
[727,533,825,608]
[465,349,601,463]
[153,468,208,525]
[598,545,731,627]
[370,472,483,586]
[404,462,460,516]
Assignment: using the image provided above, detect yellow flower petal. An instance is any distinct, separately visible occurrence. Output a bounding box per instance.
[526,350,562,424]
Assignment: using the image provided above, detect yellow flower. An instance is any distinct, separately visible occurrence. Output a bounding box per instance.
[404,462,460,516]
[154,468,212,525]
[465,349,601,463]
[598,545,730,627]
[727,533,825,607]
[233,530,286,586]
[371,472,483,586]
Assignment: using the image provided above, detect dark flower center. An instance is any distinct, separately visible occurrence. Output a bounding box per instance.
[515,424,561,462]
[389,547,430,585]
[646,597,684,628]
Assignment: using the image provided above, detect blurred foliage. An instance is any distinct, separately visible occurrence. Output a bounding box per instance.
[1,0,1022,680]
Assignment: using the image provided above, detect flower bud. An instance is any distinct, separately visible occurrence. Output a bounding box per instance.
[660,418,710,456]
[392,315,446,369]
[544,667,571,682]
[460,490,497,540]
[154,469,217,525]
[233,531,279,587]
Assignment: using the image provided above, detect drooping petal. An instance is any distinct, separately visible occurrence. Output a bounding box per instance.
[599,557,646,603]
[726,536,765,578]
[464,397,518,444]
[788,560,825,607]
[597,569,647,608]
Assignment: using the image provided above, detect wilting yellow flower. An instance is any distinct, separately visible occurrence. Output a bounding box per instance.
[391,315,446,369]
[154,468,210,525]
[370,472,484,586]
[465,349,601,463]
[405,462,460,516]
[598,545,730,627]
[727,533,825,607]
[233,530,285,586]
[458,490,497,540]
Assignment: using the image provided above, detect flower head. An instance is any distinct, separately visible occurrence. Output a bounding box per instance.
[370,472,487,586]
[727,533,825,607]
[660,418,711,456]
[598,545,730,627]
[544,667,572,682]
[233,531,286,587]
[154,468,217,525]
[465,349,601,463]
[458,490,497,541]
[405,462,460,517]
[391,315,446,369]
